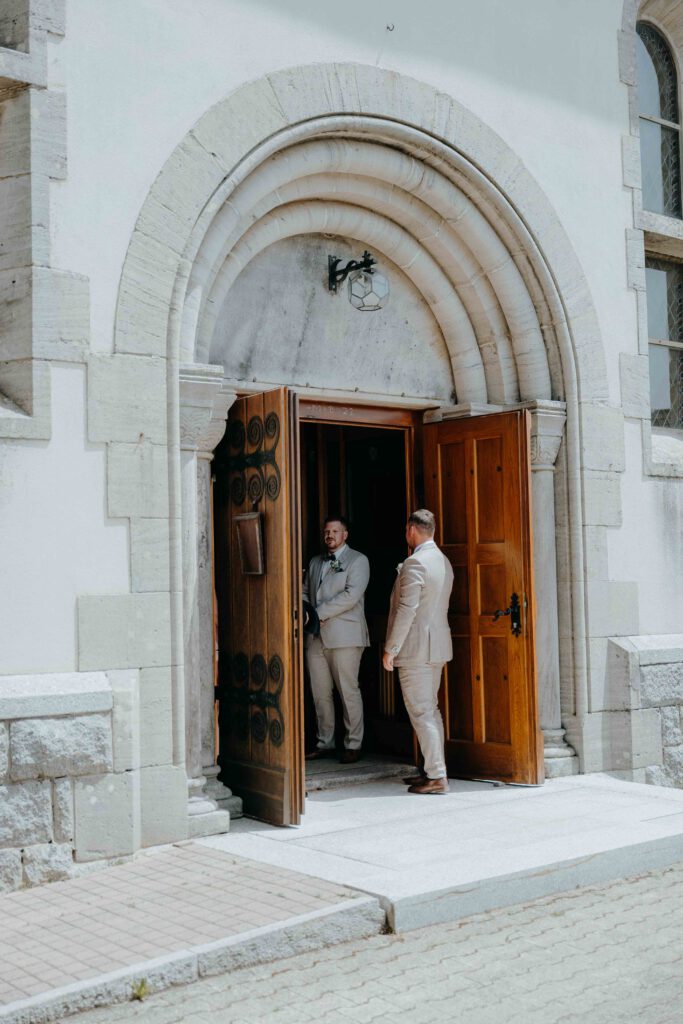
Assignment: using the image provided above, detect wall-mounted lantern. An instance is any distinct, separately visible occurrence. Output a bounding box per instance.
[328,250,390,311]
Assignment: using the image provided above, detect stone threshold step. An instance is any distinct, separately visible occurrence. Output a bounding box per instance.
[0,897,384,1024]
[306,761,415,792]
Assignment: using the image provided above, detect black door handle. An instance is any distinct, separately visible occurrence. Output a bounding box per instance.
[492,593,521,636]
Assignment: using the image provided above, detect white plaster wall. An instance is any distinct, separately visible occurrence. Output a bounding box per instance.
[53,0,632,398]
[607,421,683,634]
[43,0,683,645]
[0,366,129,674]
[211,235,454,401]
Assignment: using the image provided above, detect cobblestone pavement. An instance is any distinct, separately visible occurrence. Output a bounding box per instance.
[70,861,683,1024]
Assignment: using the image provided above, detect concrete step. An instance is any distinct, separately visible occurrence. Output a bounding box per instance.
[306,755,415,791]
[199,774,683,932]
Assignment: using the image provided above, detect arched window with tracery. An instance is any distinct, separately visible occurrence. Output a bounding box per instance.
[636,22,682,218]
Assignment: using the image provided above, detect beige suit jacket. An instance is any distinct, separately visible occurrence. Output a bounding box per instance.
[385,540,454,666]
[303,546,370,650]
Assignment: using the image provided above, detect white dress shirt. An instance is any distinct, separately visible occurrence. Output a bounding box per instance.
[412,539,436,555]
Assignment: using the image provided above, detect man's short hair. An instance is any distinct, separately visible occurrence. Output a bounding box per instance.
[408,509,436,534]
[324,514,349,531]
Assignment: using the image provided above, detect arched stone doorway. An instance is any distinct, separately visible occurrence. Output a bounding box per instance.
[114,64,609,832]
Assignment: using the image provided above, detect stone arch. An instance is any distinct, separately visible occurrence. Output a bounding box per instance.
[112,63,609,795]
[115,65,607,407]
[188,135,555,405]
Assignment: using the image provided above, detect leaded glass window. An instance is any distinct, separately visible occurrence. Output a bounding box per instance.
[646,258,683,429]
[636,23,682,219]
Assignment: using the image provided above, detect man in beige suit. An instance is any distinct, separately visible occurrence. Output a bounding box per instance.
[383,509,454,794]
[303,516,370,764]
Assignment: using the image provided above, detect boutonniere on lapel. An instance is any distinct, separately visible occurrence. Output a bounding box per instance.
[396,562,403,574]
[328,556,345,574]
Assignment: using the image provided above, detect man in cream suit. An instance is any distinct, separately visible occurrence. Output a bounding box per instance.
[303,516,370,764]
[383,509,454,794]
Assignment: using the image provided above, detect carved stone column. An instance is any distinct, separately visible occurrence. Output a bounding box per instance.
[179,364,242,836]
[528,402,579,778]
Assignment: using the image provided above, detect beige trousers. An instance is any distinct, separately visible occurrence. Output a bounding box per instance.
[398,663,447,780]
[306,636,364,751]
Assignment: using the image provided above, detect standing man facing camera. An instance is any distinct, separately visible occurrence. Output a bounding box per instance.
[303,516,370,764]
[383,509,454,794]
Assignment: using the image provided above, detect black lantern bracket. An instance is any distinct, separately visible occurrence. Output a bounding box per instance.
[328,251,376,292]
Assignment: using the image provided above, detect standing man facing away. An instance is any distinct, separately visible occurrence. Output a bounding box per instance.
[383,509,454,794]
[303,516,370,764]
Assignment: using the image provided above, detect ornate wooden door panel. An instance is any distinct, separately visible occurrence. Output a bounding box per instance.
[214,388,304,824]
[423,411,543,784]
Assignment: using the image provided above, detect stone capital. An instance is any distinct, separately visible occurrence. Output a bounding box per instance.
[525,400,567,470]
[179,363,235,457]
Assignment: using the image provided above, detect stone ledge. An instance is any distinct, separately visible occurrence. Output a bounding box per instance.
[627,635,683,666]
[597,637,683,714]
[0,43,46,89]
[645,429,683,479]
[0,673,112,720]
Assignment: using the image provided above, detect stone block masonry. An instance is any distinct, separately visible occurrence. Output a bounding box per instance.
[0,0,73,442]
[0,674,112,890]
[646,656,683,787]
[0,781,53,848]
[0,722,8,782]
[9,713,113,780]
[0,671,177,891]
[604,637,683,788]
[641,662,683,707]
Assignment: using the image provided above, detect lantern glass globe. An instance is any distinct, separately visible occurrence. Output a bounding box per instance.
[347,269,390,311]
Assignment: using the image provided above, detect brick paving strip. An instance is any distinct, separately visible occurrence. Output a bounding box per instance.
[71,861,683,1024]
[0,844,384,1024]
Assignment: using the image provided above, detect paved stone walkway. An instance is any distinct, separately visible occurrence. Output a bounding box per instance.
[72,861,683,1024]
[0,843,374,1019]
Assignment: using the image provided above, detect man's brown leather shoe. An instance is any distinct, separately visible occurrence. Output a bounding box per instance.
[339,749,361,764]
[403,774,426,785]
[305,748,336,761]
[407,777,449,795]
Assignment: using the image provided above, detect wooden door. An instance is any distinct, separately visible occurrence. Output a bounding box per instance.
[423,410,543,784]
[214,388,304,824]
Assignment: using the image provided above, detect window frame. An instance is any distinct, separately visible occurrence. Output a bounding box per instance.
[637,19,683,221]
[623,12,683,476]
[644,254,683,433]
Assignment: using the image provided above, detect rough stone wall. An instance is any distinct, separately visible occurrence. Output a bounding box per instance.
[0,677,112,892]
[0,671,185,892]
[639,656,683,787]
[592,637,683,786]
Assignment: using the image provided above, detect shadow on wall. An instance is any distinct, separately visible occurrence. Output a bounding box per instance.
[230,0,624,123]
